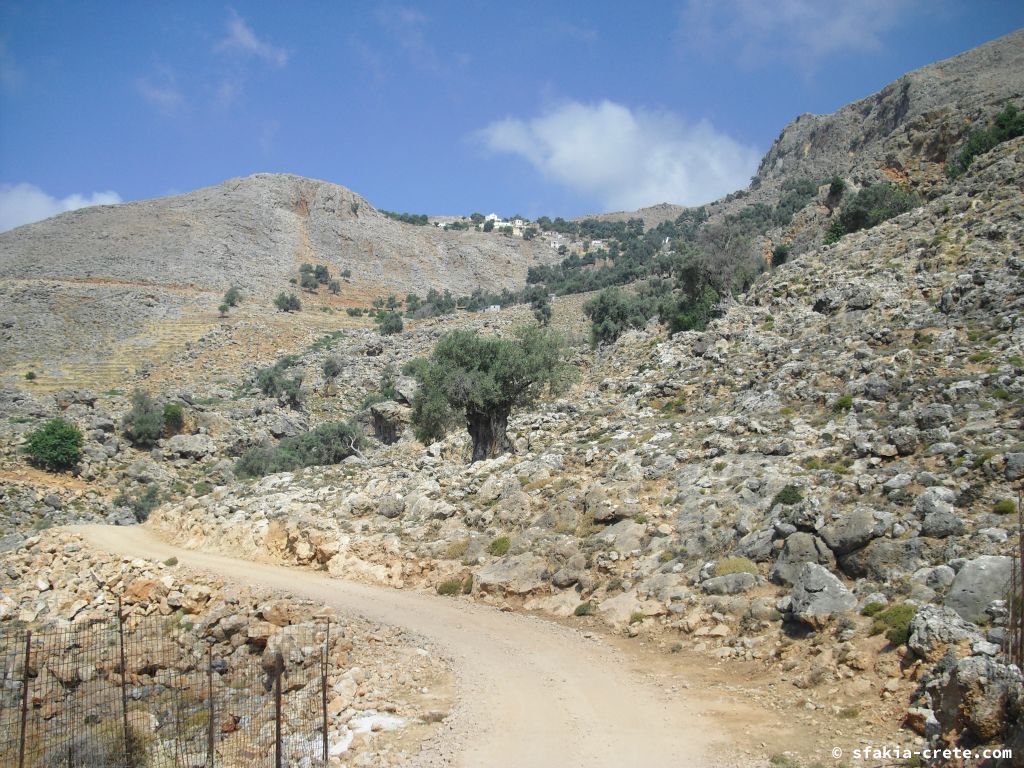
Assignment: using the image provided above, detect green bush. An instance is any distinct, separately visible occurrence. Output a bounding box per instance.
[832,394,854,412]
[994,499,1017,515]
[860,601,886,617]
[377,312,404,335]
[574,601,594,616]
[163,403,184,434]
[488,536,511,556]
[114,485,160,523]
[771,244,790,268]
[24,371,36,381]
[328,280,341,294]
[825,183,919,243]
[870,604,916,646]
[223,286,241,307]
[256,356,304,408]
[584,287,650,346]
[771,484,803,507]
[947,104,1024,178]
[235,420,364,478]
[436,578,463,596]
[273,293,301,312]
[123,390,164,447]
[24,418,83,471]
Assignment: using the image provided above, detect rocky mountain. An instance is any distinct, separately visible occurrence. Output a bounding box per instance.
[0,173,554,384]
[2,30,1024,768]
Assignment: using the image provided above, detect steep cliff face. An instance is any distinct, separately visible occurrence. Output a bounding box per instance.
[754,29,1024,195]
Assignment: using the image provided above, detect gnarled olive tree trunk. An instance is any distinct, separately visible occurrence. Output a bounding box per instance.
[467,407,513,462]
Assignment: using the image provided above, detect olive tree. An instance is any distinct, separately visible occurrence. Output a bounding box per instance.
[409,326,574,462]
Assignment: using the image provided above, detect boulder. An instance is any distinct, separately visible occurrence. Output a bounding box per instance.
[370,401,411,444]
[788,563,856,628]
[701,572,756,595]
[769,533,834,586]
[908,605,982,662]
[163,433,215,460]
[945,556,1013,624]
[921,510,965,539]
[819,509,883,555]
[929,655,1023,744]
[1005,452,1024,481]
[838,538,934,581]
[476,554,548,595]
[591,519,646,554]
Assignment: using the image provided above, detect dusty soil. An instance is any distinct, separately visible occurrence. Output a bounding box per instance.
[72,523,782,768]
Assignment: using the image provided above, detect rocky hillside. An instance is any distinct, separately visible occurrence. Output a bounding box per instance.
[757,28,1024,197]
[3,136,1023,763]
[0,173,554,382]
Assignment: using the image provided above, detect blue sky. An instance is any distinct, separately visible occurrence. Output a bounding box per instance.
[1,1,1022,231]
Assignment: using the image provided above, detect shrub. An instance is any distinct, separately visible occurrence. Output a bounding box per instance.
[377,312,404,335]
[871,604,916,646]
[771,244,790,268]
[223,286,241,307]
[123,390,164,448]
[715,557,758,576]
[861,601,886,617]
[629,611,645,625]
[825,183,919,243]
[256,356,304,408]
[273,293,301,312]
[832,394,854,412]
[436,578,463,596]
[328,280,341,294]
[574,601,594,616]
[584,287,649,346]
[25,371,36,381]
[445,539,469,559]
[488,536,511,556]
[322,357,342,381]
[300,272,320,292]
[218,303,229,317]
[994,499,1017,515]
[947,104,1024,178]
[163,403,184,434]
[771,485,803,507]
[346,307,364,317]
[24,418,83,471]
[234,420,364,478]
[114,485,160,523]
[192,481,213,497]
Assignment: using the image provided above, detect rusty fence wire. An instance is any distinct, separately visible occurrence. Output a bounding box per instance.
[0,600,338,768]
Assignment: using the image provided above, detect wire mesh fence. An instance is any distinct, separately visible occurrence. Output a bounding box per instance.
[0,600,340,768]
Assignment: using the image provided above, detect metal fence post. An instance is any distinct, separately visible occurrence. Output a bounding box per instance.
[321,620,329,762]
[207,646,215,768]
[17,629,31,768]
[117,597,131,768]
[274,651,283,768]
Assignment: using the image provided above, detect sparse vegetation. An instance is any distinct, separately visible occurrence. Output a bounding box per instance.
[24,418,83,471]
[255,356,304,409]
[273,292,301,312]
[870,604,916,646]
[574,601,594,617]
[771,485,803,507]
[994,499,1017,515]
[488,536,511,556]
[122,390,164,448]
[408,326,574,461]
[824,183,919,244]
[234,420,365,478]
[163,403,184,435]
[832,394,854,412]
[947,103,1024,178]
[715,557,758,576]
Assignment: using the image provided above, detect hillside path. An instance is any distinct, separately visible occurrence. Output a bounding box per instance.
[71,524,724,768]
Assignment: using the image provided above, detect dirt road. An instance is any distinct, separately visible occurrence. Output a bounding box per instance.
[73,524,724,767]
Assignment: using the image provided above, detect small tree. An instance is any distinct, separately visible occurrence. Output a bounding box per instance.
[274,293,301,312]
[482,219,494,233]
[256,356,304,409]
[223,286,242,307]
[328,280,341,295]
[314,264,331,284]
[218,303,229,317]
[123,390,164,447]
[531,294,552,326]
[409,326,574,462]
[300,272,320,292]
[378,312,404,335]
[322,357,342,395]
[24,418,83,471]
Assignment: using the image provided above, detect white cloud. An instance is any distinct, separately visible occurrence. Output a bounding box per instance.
[217,10,288,67]
[477,100,760,211]
[0,183,122,232]
[137,74,184,113]
[680,0,917,69]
